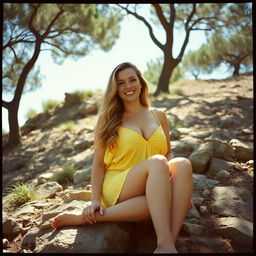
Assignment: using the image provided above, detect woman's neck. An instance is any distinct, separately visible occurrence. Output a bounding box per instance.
[123,100,146,114]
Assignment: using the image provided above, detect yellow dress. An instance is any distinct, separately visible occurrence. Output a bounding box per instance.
[101,109,168,208]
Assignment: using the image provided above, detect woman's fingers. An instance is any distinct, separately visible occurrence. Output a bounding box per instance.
[83,206,94,224]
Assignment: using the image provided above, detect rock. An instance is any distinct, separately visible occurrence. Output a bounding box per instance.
[25,200,133,254]
[202,189,210,198]
[61,147,73,154]
[188,142,213,173]
[192,174,220,190]
[215,170,230,181]
[77,101,98,116]
[3,157,27,172]
[211,186,253,221]
[3,238,9,248]
[170,128,181,140]
[192,196,204,207]
[58,189,92,202]
[216,217,253,248]
[12,205,35,218]
[185,207,201,219]
[229,139,253,161]
[208,157,235,176]
[73,167,91,184]
[37,172,54,185]
[74,133,94,151]
[37,182,63,199]
[176,127,193,135]
[199,205,208,214]
[182,222,204,235]
[204,138,234,161]
[2,216,24,240]
[245,160,253,168]
[171,136,200,156]
[189,130,211,139]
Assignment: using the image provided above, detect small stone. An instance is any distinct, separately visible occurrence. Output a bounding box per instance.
[3,238,9,248]
[245,160,253,168]
[202,189,210,198]
[199,205,208,214]
[216,170,230,181]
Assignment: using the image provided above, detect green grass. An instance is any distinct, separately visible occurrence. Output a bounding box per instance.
[4,183,39,210]
[50,165,77,187]
[42,99,62,112]
[25,108,38,120]
[58,120,76,132]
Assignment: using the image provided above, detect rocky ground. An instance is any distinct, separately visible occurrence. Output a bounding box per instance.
[2,72,254,253]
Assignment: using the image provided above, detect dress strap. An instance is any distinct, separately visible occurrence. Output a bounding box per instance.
[151,109,161,125]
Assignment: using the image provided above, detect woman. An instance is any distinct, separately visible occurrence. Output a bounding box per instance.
[51,62,193,253]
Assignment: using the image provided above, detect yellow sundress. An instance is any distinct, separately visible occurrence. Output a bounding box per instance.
[101,109,168,208]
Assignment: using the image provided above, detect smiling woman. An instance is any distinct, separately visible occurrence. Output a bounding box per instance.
[50,62,193,254]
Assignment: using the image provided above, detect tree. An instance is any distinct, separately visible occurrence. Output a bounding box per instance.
[182,44,213,79]
[2,3,123,149]
[204,3,252,76]
[117,3,226,96]
[182,3,252,78]
[144,57,184,86]
[206,31,252,76]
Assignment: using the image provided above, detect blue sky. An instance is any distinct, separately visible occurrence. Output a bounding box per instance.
[2,4,228,132]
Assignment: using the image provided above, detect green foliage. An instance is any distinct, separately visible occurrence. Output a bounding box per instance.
[59,121,76,132]
[25,108,38,120]
[50,165,77,187]
[4,183,39,209]
[42,99,62,112]
[65,90,93,107]
[182,45,213,79]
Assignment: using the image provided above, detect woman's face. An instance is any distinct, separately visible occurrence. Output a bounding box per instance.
[116,68,142,103]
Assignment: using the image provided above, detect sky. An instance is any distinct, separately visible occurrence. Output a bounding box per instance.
[2,4,229,132]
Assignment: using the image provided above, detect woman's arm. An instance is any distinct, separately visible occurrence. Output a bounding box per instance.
[154,108,174,161]
[91,115,107,203]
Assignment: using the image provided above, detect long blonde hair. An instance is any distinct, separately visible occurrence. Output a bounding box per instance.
[98,62,150,148]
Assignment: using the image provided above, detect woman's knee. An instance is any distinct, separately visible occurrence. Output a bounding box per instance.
[169,157,192,176]
[148,154,169,173]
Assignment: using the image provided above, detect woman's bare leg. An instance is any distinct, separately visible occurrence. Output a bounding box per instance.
[116,154,176,253]
[51,155,175,253]
[168,157,193,243]
[51,195,150,228]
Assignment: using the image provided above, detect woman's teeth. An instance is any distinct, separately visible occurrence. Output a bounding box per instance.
[125,90,135,95]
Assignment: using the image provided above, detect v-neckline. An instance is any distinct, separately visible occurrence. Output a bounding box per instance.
[119,125,161,142]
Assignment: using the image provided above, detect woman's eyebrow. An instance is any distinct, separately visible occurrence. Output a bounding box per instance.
[118,76,136,81]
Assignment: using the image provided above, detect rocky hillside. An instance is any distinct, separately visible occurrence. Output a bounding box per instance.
[2,73,253,253]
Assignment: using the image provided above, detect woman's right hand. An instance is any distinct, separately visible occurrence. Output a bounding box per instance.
[82,200,104,224]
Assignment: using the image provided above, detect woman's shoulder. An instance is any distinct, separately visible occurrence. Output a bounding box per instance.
[148,107,166,122]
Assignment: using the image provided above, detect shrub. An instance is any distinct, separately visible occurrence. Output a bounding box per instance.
[42,99,62,112]
[50,165,76,187]
[65,90,93,107]
[59,121,76,132]
[25,108,38,120]
[4,183,39,209]
[2,128,8,136]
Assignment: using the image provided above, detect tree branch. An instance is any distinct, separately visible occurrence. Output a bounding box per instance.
[152,4,170,32]
[117,4,164,50]
[28,4,41,38]
[42,6,64,38]
[2,99,10,110]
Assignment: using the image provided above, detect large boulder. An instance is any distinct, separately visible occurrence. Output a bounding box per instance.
[188,142,213,173]
[229,139,253,161]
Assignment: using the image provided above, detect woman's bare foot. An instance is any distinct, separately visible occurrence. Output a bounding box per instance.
[154,243,178,254]
[50,211,87,229]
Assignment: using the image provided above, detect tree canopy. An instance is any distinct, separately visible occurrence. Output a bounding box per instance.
[2,3,123,149]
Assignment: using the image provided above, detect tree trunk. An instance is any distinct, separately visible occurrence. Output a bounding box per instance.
[232,63,240,76]
[154,57,175,96]
[6,40,42,149]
